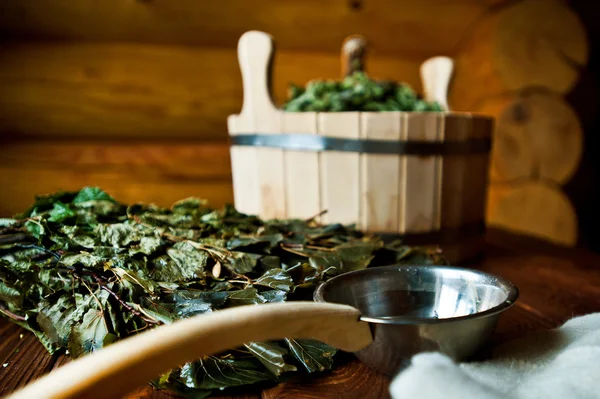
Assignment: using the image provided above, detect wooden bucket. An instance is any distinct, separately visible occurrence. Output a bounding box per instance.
[227,31,494,264]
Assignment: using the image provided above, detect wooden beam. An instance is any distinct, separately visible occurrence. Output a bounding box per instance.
[0,0,487,56]
[0,140,234,217]
[450,0,588,111]
[487,181,578,247]
[0,42,422,140]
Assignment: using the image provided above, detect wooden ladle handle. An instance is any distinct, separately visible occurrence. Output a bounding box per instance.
[6,302,372,399]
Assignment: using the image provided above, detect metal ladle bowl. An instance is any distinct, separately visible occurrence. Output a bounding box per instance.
[314,265,519,376]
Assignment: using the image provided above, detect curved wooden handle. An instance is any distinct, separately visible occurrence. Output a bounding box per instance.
[238,30,278,119]
[6,302,372,399]
[420,56,454,111]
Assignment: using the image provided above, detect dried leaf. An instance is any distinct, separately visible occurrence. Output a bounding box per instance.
[36,296,79,349]
[24,220,44,239]
[69,308,116,357]
[73,187,115,204]
[226,288,265,307]
[260,290,287,303]
[179,357,274,390]
[171,290,229,318]
[244,341,297,376]
[254,269,293,292]
[227,234,283,253]
[60,253,104,268]
[95,223,141,247]
[0,281,23,310]
[285,339,337,372]
[130,236,162,256]
[48,201,76,223]
[224,252,260,274]
[112,267,156,295]
[0,186,447,398]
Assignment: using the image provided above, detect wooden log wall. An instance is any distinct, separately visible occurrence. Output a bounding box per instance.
[0,0,490,217]
[0,0,596,250]
[450,0,589,247]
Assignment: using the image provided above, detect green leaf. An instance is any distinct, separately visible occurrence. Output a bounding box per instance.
[60,226,96,248]
[258,256,281,271]
[95,223,141,247]
[254,269,293,292]
[130,236,162,256]
[179,357,274,390]
[224,252,260,274]
[74,200,121,217]
[226,288,265,307]
[336,241,379,272]
[160,242,209,282]
[0,281,23,309]
[226,234,283,253]
[260,290,287,303]
[69,308,115,357]
[112,267,156,295]
[16,190,76,219]
[171,290,228,318]
[285,339,337,372]
[244,341,297,376]
[73,187,115,204]
[172,197,210,215]
[36,296,78,348]
[48,201,76,223]
[92,246,126,257]
[72,235,96,248]
[60,253,104,268]
[1,259,32,274]
[211,281,234,291]
[25,220,44,239]
[308,253,341,274]
[138,299,176,325]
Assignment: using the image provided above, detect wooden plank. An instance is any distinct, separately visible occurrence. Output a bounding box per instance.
[0,42,422,140]
[125,386,260,399]
[360,112,403,233]
[0,324,57,397]
[0,140,233,217]
[0,0,487,56]
[318,113,361,226]
[228,117,261,217]
[400,113,443,233]
[437,115,492,263]
[262,358,391,399]
[0,141,232,178]
[282,112,321,219]
[480,253,600,322]
[439,115,473,230]
[232,31,285,219]
[487,181,578,247]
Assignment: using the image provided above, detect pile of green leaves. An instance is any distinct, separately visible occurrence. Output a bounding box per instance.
[282,71,443,112]
[0,187,445,397]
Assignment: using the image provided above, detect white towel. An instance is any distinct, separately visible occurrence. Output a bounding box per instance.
[389,313,600,399]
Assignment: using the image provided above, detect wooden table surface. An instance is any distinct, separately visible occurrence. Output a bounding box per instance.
[2,229,600,399]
